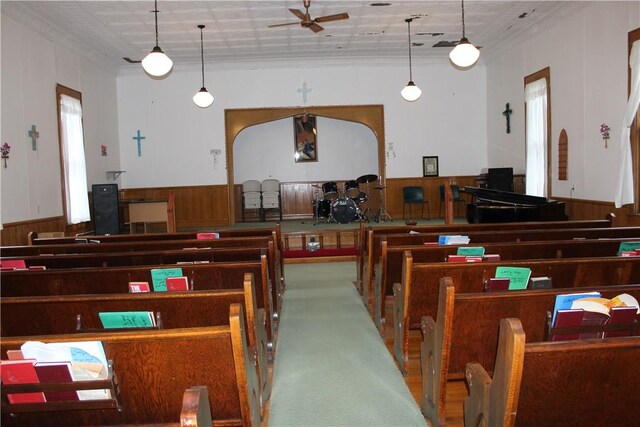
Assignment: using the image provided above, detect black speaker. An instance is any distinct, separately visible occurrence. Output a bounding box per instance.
[92,184,120,235]
[487,168,514,192]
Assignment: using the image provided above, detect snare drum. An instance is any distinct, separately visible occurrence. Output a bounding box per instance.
[344,180,360,199]
[331,198,357,224]
[322,182,339,201]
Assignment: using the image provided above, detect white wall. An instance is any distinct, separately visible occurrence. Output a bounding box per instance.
[116,59,487,188]
[486,1,640,201]
[0,13,120,225]
[234,116,378,184]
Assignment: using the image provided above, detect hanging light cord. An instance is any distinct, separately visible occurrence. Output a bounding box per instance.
[406,18,413,81]
[153,0,160,47]
[461,0,466,38]
[199,25,206,87]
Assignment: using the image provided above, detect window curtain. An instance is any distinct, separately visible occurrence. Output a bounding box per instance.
[60,94,90,224]
[525,78,548,197]
[615,40,640,208]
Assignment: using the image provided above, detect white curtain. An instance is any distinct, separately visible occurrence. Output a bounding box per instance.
[525,78,548,197]
[60,94,90,224]
[615,41,640,208]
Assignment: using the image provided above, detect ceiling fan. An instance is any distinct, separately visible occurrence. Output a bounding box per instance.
[268,0,349,33]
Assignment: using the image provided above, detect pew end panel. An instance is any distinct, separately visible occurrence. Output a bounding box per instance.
[180,385,213,427]
[420,278,455,427]
[464,318,525,427]
[392,251,412,375]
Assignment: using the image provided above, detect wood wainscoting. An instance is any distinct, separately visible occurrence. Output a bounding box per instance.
[1,216,67,246]
[120,185,229,229]
[558,197,640,227]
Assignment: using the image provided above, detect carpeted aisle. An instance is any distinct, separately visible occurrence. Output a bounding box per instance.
[268,262,427,427]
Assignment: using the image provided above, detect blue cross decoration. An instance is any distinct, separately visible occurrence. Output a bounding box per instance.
[28,125,39,151]
[132,130,146,157]
[297,82,312,105]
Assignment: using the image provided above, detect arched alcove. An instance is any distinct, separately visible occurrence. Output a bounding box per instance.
[225,105,386,223]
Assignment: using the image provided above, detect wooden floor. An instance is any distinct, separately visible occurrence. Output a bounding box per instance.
[382,296,467,427]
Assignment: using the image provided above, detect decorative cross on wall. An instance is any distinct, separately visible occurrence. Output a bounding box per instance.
[297,82,312,105]
[132,130,146,157]
[502,103,513,134]
[28,125,40,151]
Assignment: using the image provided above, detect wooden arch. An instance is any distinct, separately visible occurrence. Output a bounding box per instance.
[224,104,386,224]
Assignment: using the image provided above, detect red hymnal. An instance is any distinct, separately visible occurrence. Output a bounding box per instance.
[34,363,79,402]
[465,256,483,263]
[0,259,26,269]
[196,232,220,240]
[447,255,467,263]
[486,278,510,292]
[604,307,638,338]
[28,266,47,271]
[0,360,46,404]
[128,282,150,293]
[551,309,585,341]
[483,254,501,262]
[166,276,189,291]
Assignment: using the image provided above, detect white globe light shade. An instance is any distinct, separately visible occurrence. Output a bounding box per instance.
[193,88,214,108]
[401,81,422,102]
[449,38,480,68]
[142,47,173,77]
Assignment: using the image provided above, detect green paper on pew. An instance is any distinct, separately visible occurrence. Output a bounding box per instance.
[150,267,183,292]
[457,246,485,257]
[617,242,640,255]
[99,311,155,329]
[495,266,531,290]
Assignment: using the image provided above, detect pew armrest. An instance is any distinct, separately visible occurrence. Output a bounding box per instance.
[180,385,213,426]
[464,362,492,427]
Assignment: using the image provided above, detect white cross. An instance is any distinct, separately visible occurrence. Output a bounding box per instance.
[297,82,312,105]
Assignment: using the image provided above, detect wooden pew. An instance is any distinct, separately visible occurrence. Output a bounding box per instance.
[374,237,637,331]
[1,273,271,413]
[363,225,639,305]
[1,304,260,426]
[180,386,213,427]
[420,279,640,425]
[464,318,640,426]
[1,259,276,346]
[357,218,614,294]
[28,224,281,246]
[393,253,640,373]
[3,237,284,322]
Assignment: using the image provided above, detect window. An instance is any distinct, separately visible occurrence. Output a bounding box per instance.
[56,84,90,224]
[524,68,551,197]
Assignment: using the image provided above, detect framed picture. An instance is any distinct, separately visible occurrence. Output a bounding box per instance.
[423,156,439,177]
[294,114,317,162]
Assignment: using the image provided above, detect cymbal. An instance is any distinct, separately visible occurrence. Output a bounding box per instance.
[357,174,378,184]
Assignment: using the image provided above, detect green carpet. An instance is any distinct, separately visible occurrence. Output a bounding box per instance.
[268,262,427,427]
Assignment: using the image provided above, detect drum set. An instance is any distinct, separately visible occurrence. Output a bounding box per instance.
[312,174,382,224]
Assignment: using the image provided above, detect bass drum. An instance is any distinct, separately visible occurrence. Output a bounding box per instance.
[331,198,357,224]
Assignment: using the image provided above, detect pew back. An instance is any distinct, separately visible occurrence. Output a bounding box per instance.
[1,305,260,426]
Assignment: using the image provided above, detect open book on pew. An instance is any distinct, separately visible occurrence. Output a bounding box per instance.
[548,292,639,341]
[1,341,119,410]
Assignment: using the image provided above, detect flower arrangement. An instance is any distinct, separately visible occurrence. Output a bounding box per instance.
[600,123,610,148]
[1,142,10,168]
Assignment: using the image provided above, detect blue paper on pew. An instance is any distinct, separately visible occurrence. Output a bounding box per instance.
[551,291,601,325]
[150,267,184,292]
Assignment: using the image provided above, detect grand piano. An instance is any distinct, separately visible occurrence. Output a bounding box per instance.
[464,186,568,223]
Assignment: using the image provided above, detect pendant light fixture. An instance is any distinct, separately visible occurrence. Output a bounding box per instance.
[401,18,422,102]
[449,0,480,68]
[193,24,214,108]
[142,0,173,77]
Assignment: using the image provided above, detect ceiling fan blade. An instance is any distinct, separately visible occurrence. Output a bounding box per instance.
[314,13,349,23]
[268,21,302,28]
[308,23,324,33]
[289,8,306,21]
